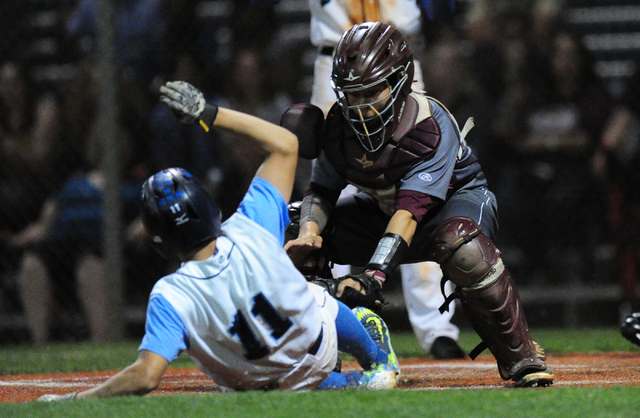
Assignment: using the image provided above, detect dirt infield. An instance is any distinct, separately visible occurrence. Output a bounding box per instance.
[2,352,640,403]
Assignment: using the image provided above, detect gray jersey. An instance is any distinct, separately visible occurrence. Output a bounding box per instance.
[311,94,486,215]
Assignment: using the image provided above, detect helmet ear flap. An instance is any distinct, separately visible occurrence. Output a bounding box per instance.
[140,179,171,258]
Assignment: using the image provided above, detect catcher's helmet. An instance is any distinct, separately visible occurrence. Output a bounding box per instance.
[140,168,222,258]
[332,22,414,153]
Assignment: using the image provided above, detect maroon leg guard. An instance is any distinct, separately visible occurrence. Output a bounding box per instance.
[458,264,547,380]
[428,217,548,382]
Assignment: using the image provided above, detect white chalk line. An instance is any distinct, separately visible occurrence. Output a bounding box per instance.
[2,361,638,391]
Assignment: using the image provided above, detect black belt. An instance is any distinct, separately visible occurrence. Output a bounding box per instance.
[307,328,324,355]
[320,46,334,56]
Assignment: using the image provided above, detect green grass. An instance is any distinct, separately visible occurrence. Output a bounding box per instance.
[1,328,639,418]
[2,387,639,418]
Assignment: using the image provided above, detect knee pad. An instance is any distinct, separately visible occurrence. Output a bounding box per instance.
[427,217,501,288]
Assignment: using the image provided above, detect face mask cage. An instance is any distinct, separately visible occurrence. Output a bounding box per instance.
[333,67,408,153]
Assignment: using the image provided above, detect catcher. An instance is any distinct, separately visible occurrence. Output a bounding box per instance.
[282,22,554,387]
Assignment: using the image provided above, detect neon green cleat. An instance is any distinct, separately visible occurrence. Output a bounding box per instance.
[351,307,400,390]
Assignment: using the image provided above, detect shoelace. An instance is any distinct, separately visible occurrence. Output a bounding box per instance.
[364,318,383,344]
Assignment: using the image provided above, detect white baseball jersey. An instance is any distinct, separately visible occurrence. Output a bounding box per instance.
[309,0,425,113]
[140,178,338,391]
[309,0,422,47]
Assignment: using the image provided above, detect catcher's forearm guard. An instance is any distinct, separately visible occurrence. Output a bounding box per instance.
[365,233,409,278]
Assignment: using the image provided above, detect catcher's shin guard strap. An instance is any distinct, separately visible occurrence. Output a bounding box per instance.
[438,276,459,314]
[468,342,488,360]
[198,103,219,132]
[365,233,409,277]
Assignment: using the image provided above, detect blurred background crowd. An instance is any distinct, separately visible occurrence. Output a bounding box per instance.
[1,0,639,344]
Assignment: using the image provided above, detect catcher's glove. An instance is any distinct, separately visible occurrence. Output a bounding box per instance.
[335,273,386,312]
[310,277,340,296]
[621,312,640,347]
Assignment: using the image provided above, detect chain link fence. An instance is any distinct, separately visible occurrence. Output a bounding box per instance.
[0,0,637,345]
[0,0,315,344]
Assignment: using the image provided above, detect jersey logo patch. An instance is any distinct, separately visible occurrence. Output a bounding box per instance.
[355,153,374,168]
[418,173,433,182]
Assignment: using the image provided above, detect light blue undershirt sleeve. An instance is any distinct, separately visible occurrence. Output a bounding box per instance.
[237,177,290,245]
[139,294,189,362]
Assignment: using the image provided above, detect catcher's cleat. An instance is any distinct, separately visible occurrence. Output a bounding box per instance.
[513,365,555,388]
[533,340,546,361]
[621,312,640,347]
[349,307,399,390]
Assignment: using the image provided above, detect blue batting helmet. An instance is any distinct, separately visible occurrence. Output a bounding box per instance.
[140,168,222,258]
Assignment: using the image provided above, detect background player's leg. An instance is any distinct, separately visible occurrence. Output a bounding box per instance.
[17,252,52,344]
[310,53,337,115]
[330,185,360,278]
[401,261,463,358]
[77,254,118,342]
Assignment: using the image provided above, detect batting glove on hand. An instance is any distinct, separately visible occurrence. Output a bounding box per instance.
[37,392,78,402]
[159,81,206,124]
[337,272,386,312]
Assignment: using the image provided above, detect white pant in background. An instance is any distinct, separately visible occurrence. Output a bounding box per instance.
[401,261,459,351]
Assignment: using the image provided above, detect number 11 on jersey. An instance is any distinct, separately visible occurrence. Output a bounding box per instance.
[229,292,293,360]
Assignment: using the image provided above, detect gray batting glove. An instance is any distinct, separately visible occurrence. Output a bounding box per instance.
[37,392,78,402]
[159,81,206,124]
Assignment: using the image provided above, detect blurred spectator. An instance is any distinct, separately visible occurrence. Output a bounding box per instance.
[221,46,292,124]
[0,62,70,272]
[465,0,564,122]
[216,46,295,208]
[493,30,613,282]
[65,0,172,90]
[232,0,279,51]
[0,1,27,60]
[594,64,640,312]
[420,32,495,176]
[2,115,146,343]
[148,51,226,207]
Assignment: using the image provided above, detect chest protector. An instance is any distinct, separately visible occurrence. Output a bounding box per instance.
[323,95,441,190]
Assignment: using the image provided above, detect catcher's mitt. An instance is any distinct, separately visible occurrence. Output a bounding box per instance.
[310,274,385,312]
[309,277,340,296]
[621,312,640,347]
[336,273,386,312]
